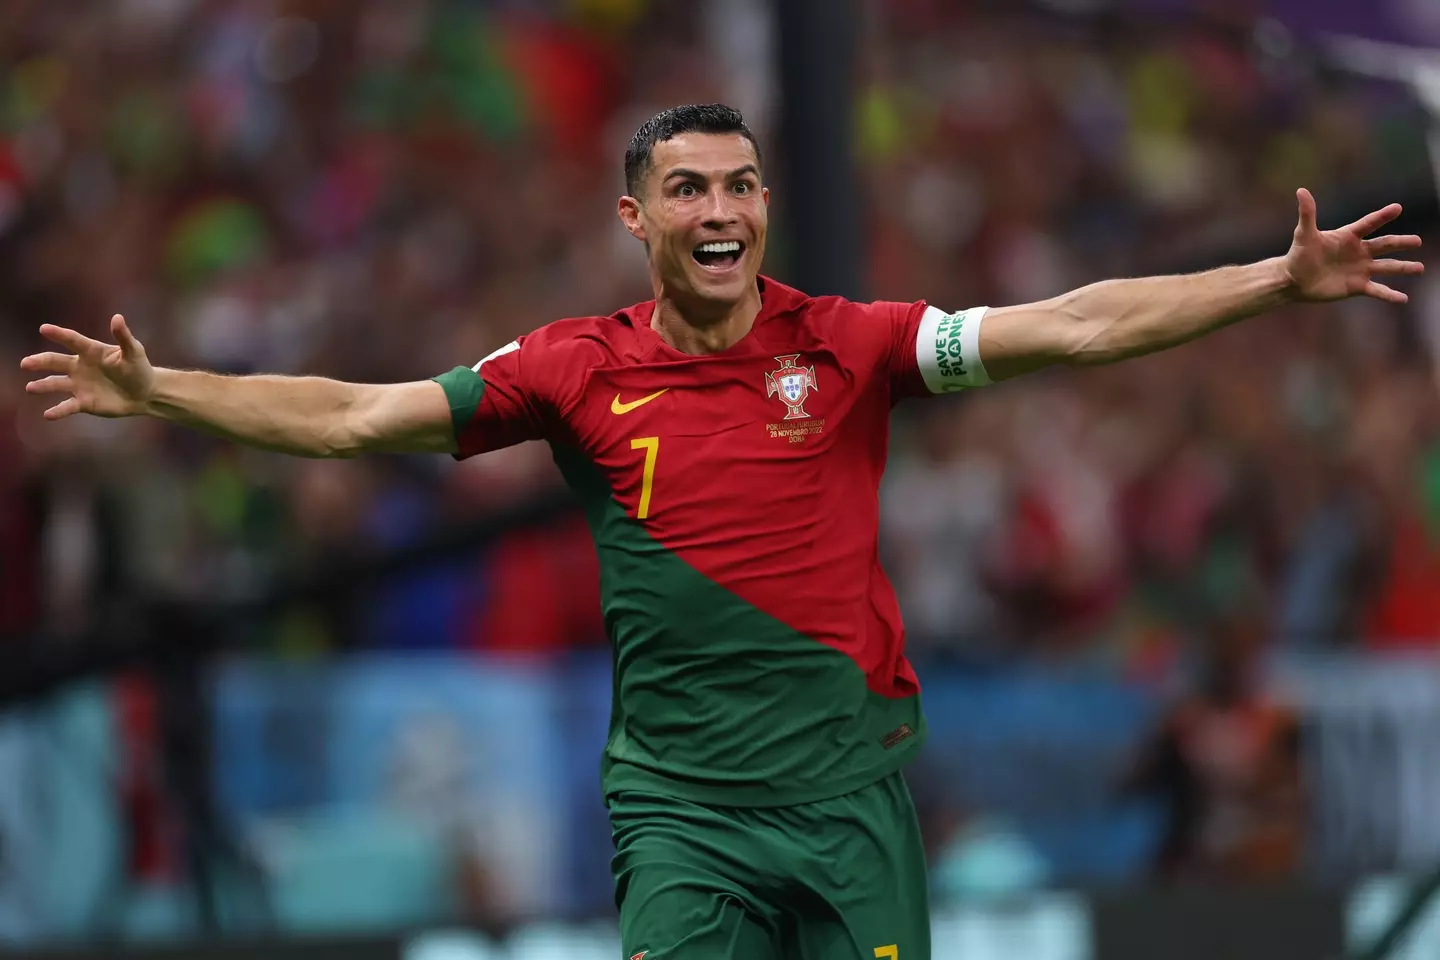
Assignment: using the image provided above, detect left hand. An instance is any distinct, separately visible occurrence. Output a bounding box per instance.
[1284,188,1424,304]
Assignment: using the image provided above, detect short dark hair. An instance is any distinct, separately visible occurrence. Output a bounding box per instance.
[624,104,761,197]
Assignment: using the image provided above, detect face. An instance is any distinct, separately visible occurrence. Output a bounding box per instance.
[618,133,769,309]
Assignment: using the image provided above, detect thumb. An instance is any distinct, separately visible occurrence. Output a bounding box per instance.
[1296,188,1318,236]
[111,313,141,358]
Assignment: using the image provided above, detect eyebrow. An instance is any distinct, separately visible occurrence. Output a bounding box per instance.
[661,164,761,185]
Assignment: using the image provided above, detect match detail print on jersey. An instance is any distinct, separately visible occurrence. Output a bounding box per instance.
[915,305,990,393]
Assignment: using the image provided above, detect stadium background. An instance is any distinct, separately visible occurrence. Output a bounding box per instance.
[3,0,1440,957]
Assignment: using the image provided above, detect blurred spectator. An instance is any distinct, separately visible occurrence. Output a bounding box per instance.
[1123,607,1305,881]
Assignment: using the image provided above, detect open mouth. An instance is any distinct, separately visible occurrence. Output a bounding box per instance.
[692,240,745,271]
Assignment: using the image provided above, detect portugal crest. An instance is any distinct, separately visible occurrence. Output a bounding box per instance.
[765,354,818,420]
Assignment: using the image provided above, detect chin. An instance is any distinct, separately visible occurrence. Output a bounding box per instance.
[687,266,754,303]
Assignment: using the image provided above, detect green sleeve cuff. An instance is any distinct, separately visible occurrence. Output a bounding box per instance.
[431,365,487,444]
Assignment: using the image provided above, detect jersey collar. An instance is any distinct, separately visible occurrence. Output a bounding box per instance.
[623,276,806,361]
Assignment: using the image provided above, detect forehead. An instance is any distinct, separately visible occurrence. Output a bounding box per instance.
[649,133,759,180]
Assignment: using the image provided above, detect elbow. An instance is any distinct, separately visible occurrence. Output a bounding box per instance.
[319,423,366,459]
[319,391,369,458]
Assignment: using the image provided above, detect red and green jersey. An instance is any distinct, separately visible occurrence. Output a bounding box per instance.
[434,277,990,806]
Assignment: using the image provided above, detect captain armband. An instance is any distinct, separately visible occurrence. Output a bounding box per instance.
[915,305,991,393]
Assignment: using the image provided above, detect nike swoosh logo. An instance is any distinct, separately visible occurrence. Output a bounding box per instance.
[611,389,668,415]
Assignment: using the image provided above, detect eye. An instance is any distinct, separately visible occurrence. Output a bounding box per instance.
[676,183,698,198]
[733,181,750,195]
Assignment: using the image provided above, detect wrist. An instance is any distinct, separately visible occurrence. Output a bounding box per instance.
[142,367,183,419]
[1264,255,1302,304]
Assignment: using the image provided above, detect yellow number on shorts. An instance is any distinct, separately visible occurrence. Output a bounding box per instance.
[630,436,660,519]
[875,947,898,960]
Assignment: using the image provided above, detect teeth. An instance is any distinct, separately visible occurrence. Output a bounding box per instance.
[697,241,741,254]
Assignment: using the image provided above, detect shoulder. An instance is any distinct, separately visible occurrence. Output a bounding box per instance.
[762,279,924,372]
[519,313,627,358]
[482,301,653,411]
[764,277,922,331]
[509,307,649,371]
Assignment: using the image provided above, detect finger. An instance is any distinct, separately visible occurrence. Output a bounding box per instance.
[111,314,141,359]
[1371,259,1426,276]
[43,398,82,421]
[1367,234,1424,255]
[1296,188,1318,235]
[19,352,76,374]
[1346,203,1403,238]
[1364,281,1409,304]
[38,324,104,356]
[24,375,73,396]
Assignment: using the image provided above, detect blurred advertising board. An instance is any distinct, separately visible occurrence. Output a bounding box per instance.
[213,655,574,925]
[1271,653,1440,878]
[0,685,123,943]
[213,654,1170,931]
[915,668,1164,884]
[1349,874,1440,960]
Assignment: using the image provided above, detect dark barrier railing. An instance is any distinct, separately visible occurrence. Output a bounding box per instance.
[0,879,1430,960]
[0,487,578,706]
[1090,885,1347,960]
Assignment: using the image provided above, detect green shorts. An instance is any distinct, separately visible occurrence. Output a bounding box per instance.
[608,771,930,960]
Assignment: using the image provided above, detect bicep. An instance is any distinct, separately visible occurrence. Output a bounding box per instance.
[352,380,459,455]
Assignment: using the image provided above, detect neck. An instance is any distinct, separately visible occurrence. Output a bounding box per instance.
[649,279,762,355]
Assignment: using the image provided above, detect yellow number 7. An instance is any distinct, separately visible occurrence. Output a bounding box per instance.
[630,436,660,519]
[875,947,898,960]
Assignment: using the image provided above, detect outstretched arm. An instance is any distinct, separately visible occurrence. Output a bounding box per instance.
[978,189,1425,381]
[20,314,455,457]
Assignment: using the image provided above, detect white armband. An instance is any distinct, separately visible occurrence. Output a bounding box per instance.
[915,305,990,393]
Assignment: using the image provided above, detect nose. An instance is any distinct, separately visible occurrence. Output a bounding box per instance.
[701,185,737,229]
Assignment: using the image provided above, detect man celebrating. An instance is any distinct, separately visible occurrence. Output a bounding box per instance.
[19,104,1424,959]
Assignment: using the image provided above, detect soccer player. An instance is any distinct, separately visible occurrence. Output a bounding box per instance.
[19,104,1424,959]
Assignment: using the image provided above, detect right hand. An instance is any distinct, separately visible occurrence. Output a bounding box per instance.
[20,314,156,420]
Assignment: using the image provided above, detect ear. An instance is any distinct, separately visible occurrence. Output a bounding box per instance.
[762,186,770,208]
[617,195,646,242]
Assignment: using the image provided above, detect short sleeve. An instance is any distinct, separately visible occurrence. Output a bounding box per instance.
[431,336,549,459]
[885,301,992,399]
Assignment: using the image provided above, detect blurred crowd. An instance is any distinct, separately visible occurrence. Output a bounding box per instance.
[0,0,1438,910]
[872,3,1438,670]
